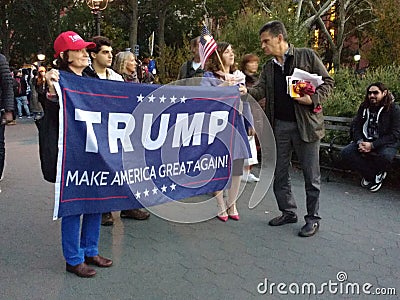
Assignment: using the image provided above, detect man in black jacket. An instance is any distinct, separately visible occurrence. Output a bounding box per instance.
[0,53,14,182]
[248,20,334,237]
[341,82,400,192]
[177,37,204,80]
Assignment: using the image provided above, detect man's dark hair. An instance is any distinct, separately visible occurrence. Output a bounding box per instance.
[362,82,394,111]
[259,20,288,41]
[88,36,111,57]
[190,36,200,48]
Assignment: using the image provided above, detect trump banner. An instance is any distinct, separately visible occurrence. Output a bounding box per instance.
[53,71,250,219]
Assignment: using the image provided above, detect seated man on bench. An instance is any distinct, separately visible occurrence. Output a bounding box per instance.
[341,82,400,192]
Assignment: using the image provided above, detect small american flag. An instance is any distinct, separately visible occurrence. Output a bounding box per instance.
[199,24,217,69]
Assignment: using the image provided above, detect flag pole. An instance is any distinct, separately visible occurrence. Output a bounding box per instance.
[215,51,226,74]
[202,21,226,74]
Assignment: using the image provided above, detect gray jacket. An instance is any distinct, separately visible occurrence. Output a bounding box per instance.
[0,54,14,111]
[249,44,334,142]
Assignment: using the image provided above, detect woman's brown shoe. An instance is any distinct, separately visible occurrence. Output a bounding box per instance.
[66,262,96,278]
[85,255,113,268]
[120,209,150,220]
[101,212,114,226]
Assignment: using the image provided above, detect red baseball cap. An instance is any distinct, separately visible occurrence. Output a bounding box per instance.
[53,31,95,58]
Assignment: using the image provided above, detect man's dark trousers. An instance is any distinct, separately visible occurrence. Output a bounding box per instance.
[273,119,321,223]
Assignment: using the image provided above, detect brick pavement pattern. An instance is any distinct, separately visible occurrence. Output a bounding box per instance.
[0,119,398,299]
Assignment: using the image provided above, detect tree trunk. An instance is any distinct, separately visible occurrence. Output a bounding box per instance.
[157,6,167,81]
[128,0,138,49]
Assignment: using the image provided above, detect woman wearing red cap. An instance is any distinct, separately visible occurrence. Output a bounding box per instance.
[41,31,112,278]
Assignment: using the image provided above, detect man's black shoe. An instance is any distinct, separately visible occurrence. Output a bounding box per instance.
[298,222,320,237]
[268,214,298,226]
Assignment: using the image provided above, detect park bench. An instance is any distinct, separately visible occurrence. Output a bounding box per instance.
[321,116,354,181]
[321,115,400,181]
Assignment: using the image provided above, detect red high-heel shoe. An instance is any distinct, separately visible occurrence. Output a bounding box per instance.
[227,205,240,221]
[217,215,228,222]
[228,214,240,221]
[216,195,228,222]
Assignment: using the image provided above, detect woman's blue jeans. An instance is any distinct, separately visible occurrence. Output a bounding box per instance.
[61,213,102,266]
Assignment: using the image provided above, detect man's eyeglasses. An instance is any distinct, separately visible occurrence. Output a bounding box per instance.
[367,90,380,95]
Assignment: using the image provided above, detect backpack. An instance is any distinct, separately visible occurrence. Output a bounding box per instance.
[13,78,21,95]
[13,77,27,96]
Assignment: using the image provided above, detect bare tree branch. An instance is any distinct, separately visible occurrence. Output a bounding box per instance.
[295,0,304,23]
[343,19,377,38]
[255,0,272,14]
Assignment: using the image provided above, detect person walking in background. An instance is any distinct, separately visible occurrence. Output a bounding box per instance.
[13,69,31,119]
[139,57,155,84]
[240,53,261,183]
[248,20,334,237]
[22,68,33,116]
[34,66,47,113]
[341,82,400,192]
[177,36,204,80]
[202,41,251,222]
[30,67,45,122]
[85,42,151,226]
[41,31,113,277]
[0,53,14,183]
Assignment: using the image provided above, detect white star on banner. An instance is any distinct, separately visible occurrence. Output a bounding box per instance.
[135,190,141,198]
[180,96,187,103]
[170,183,176,191]
[152,187,158,195]
[137,94,144,102]
[143,189,150,197]
[170,96,177,103]
[148,94,155,102]
[161,185,167,193]
[159,95,166,103]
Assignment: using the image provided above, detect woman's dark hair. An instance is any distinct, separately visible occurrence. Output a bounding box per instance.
[362,82,393,111]
[205,41,237,76]
[55,50,72,71]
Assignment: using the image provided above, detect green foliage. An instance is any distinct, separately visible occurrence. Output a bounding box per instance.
[324,65,400,117]
[218,8,266,59]
[219,5,311,64]
[367,1,400,67]
[156,37,191,84]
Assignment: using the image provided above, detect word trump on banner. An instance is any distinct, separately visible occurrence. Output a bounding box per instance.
[74,109,229,153]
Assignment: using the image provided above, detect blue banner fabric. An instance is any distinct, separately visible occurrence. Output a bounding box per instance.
[53,71,250,219]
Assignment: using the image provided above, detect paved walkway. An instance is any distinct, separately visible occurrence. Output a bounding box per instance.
[0,118,399,299]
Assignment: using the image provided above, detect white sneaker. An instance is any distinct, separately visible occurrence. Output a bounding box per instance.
[360,178,370,188]
[375,171,387,183]
[368,172,387,192]
[241,173,260,183]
